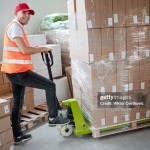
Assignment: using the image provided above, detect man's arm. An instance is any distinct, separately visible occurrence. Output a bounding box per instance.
[13,37,51,54]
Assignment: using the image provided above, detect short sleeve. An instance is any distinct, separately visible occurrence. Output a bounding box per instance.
[7,23,23,41]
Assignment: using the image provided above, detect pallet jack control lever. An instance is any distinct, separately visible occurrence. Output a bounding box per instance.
[41,51,54,81]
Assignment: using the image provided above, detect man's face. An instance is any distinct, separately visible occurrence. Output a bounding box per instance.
[15,11,31,25]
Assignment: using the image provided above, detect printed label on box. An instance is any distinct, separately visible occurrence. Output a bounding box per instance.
[146,50,150,57]
[87,20,93,28]
[89,54,94,63]
[114,14,118,23]
[129,83,133,91]
[145,16,149,24]
[109,52,114,61]
[121,51,126,59]
[125,114,129,122]
[101,118,106,126]
[141,82,145,90]
[133,15,138,24]
[100,87,105,92]
[10,145,14,150]
[112,86,116,92]
[134,51,138,58]
[108,18,113,26]
[113,116,118,123]
[4,105,9,113]
[146,111,150,117]
[23,106,27,110]
[136,112,140,120]
[124,84,129,92]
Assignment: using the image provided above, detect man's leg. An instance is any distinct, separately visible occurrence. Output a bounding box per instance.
[7,71,68,125]
[11,82,25,137]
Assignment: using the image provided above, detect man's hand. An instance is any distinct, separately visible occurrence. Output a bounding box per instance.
[42,47,52,54]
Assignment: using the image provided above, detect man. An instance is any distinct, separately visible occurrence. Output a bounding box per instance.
[1,3,69,145]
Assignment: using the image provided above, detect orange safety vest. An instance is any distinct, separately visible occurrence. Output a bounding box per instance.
[1,20,34,74]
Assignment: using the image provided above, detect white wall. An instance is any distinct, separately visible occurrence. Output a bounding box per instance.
[0,0,67,60]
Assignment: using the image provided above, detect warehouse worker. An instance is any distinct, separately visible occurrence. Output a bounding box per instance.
[1,3,69,145]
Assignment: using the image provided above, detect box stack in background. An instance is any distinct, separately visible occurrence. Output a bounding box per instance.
[68,0,150,131]
[0,62,35,115]
[27,34,71,106]
[0,99,14,149]
[37,30,71,74]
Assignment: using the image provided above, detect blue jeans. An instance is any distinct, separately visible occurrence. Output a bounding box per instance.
[6,70,60,137]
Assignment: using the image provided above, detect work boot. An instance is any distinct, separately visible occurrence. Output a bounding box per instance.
[49,116,69,126]
[14,134,32,145]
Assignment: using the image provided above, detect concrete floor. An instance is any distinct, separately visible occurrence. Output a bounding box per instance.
[14,122,150,150]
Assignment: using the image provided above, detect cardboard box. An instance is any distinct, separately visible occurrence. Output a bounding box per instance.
[2,73,10,84]
[117,108,133,123]
[67,0,77,29]
[76,0,100,29]
[139,26,150,43]
[137,0,150,25]
[0,84,11,96]
[61,52,71,67]
[113,0,126,11]
[0,75,3,85]
[99,0,112,12]
[127,27,139,45]
[0,116,11,134]
[0,93,13,114]
[100,12,114,28]
[140,81,150,91]
[131,108,147,120]
[126,0,139,26]
[101,28,114,60]
[106,108,118,126]
[76,0,114,28]
[82,104,106,128]
[54,76,71,101]
[113,0,126,27]
[0,141,14,150]
[0,128,13,147]
[70,29,101,63]
[114,27,126,60]
[0,99,10,118]
[0,64,2,75]
[21,91,35,114]
[25,87,33,92]
[27,34,46,46]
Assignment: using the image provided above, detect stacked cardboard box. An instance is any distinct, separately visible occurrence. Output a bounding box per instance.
[0,99,14,149]
[68,0,150,129]
[27,34,71,105]
[37,30,71,74]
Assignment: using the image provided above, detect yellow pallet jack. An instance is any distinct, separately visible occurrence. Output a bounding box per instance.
[41,51,91,137]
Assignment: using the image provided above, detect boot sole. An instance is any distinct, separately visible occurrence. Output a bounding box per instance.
[14,137,32,145]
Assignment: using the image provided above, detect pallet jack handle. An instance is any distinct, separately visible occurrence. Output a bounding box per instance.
[41,51,54,81]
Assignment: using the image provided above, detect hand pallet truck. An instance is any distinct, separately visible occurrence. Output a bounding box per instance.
[41,51,91,137]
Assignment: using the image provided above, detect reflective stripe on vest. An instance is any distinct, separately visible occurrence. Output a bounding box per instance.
[3,46,20,52]
[3,58,32,64]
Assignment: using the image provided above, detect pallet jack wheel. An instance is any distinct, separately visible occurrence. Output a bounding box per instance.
[60,124,73,137]
[57,125,62,132]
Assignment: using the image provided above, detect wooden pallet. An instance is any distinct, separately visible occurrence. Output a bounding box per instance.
[21,109,48,129]
[34,103,48,111]
[90,118,150,138]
